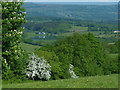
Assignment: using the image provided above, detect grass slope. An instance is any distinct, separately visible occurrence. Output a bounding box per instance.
[2,74,118,88]
[20,42,40,54]
[107,54,118,60]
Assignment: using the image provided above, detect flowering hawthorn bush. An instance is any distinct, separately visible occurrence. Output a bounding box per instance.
[69,64,78,78]
[26,53,51,81]
[2,1,28,79]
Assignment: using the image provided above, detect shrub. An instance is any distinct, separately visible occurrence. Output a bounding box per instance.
[26,53,51,81]
[103,56,118,75]
[69,64,78,78]
[34,50,62,80]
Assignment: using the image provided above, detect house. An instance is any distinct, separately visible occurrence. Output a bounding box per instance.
[43,36,46,39]
[39,32,46,35]
[114,31,120,33]
[42,32,46,35]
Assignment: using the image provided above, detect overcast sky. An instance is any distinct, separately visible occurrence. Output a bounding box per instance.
[25,0,120,2]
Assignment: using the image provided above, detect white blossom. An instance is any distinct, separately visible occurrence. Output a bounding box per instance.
[25,53,51,80]
[69,64,79,78]
[15,50,17,52]
[12,12,16,14]
[14,30,17,32]
[15,7,17,9]
[16,55,19,59]
[19,31,23,34]
[21,17,24,20]
[4,59,7,64]
[13,17,16,19]
[9,65,10,69]
[23,12,26,14]
[5,50,8,53]
[9,34,11,36]
[4,7,7,9]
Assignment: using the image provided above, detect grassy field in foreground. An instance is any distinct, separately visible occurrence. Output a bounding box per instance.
[2,74,118,88]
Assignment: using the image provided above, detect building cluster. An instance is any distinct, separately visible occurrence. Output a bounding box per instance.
[39,32,46,35]
[114,31,120,33]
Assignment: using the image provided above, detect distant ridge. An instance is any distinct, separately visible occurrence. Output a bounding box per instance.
[23,2,118,22]
[31,2,118,5]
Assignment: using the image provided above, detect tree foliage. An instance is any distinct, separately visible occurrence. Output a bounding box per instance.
[2,2,28,80]
[69,64,78,78]
[34,50,62,80]
[36,32,117,79]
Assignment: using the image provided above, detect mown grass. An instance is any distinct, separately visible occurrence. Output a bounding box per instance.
[2,74,118,88]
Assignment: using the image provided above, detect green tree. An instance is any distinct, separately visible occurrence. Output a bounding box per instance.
[34,50,62,80]
[41,33,107,78]
[2,1,28,80]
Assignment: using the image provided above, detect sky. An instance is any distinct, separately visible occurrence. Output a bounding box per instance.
[24,0,120,2]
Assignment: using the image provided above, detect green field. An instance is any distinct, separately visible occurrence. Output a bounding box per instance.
[106,53,118,61]
[60,26,106,37]
[2,74,118,88]
[20,43,40,54]
[22,23,117,46]
[69,26,88,31]
[61,31,104,37]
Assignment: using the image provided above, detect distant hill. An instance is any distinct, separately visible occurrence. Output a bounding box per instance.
[32,2,118,5]
[23,2,118,22]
